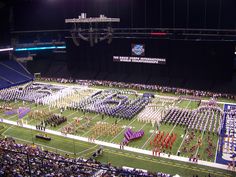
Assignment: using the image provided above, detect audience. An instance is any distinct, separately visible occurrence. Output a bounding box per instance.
[40,77,236,100]
[0,138,171,177]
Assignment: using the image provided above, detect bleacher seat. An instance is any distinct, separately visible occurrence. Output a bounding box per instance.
[2,60,33,78]
[0,78,11,88]
[0,60,33,90]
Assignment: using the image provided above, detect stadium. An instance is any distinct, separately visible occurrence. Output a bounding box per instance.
[0,0,236,176]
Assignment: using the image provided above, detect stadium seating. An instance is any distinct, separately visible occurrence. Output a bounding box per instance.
[0,77,12,88]
[1,60,32,78]
[0,138,171,177]
[0,60,33,90]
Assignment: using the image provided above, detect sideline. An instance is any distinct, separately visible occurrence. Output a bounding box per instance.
[0,118,232,173]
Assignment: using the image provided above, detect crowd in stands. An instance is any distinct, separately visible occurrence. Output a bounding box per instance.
[0,138,171,177]
[40,77,236,100]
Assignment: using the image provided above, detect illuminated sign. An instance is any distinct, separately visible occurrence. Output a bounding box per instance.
[113,56,166,65]
[132,44,145,56]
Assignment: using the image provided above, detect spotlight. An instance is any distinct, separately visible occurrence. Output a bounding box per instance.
[0,47,13,52]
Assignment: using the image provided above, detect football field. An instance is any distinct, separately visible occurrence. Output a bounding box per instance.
[0,82,235,177]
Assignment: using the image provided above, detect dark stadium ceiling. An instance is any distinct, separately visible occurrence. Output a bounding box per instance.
[0,1,5,8]
[11,28,236,42]
[1,0,236,42]
[0,0,36,8]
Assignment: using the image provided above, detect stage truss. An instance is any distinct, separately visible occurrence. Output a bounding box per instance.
[65,13,120,46]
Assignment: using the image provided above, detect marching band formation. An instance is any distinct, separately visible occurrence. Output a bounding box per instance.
[1,81,236,167]
[74,89,152,119]
[90,122,121,140]
[161,105,223,134]
[138,106,165,127]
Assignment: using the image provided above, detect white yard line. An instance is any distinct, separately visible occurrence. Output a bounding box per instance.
[195,112,210,157]
[5,113,21,120]
[65,111,79,118]
[195,131,206,157]
[25,106,58,124]
[7,103,38,120]
[2,135,74,155]
[0,118,231,172]
[141,130,156,149]
[140,101,169,149]
[109,117,137,143]
[56,113,88,132]
[8,103,53,120]
[77,144,98,155]
[186,100,192,108]
[1,125,14,135]
[82,115,109,137]
[176,131,188,155]
[214,138,220,163]
[139,122,147,131]
[169,100,191,154]
[89,114,100,121]
[95,119,123,140]
[169,123,177,136]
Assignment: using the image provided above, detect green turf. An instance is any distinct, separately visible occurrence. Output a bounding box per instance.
[0,82,235,176]
[37,80,236,103]
[180,130,202,158]
[96,149,235,177]
[188,101,201,110]
[0,124,10,135]
[198,133,219,162]
[0,93,219,163]
[1,122,235,177]
[176,100,191,109]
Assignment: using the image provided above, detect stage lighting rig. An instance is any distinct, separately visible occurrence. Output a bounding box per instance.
[65,13,120,47]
